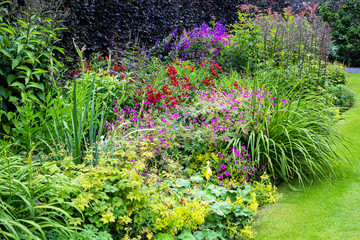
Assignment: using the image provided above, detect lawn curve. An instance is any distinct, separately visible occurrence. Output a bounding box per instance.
[254,74,360,240]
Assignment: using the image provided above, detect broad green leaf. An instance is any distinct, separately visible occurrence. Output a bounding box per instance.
[6,74,16,85]
[11,56,22,69]
[153,233,173,240]
[193,229,222,240]
[3,124,10,134]
[177,229,195,240]
[6,111,14,120]
[210,201,233,216]
[8,96,19,102]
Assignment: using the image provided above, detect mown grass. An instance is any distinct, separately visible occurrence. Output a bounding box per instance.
[254,74,360,240]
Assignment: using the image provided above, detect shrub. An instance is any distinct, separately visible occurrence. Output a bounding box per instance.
[0,1,65,135]
[326,61,348,85]
[317,0,360,67]
[327,84,355,110]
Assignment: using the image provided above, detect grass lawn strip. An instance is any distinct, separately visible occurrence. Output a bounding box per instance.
[254,74,360,240]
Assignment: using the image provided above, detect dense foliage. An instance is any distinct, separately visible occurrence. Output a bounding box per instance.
[317,0,360,66]
[0,1,354,239]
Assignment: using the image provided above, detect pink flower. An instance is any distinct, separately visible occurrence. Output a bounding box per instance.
[218,174,223,179]
[224,172,230,176]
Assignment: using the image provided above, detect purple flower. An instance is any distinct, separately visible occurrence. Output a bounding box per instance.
[149,137,154,141]
[218,174,223,179]
[221,164,226,169]
[224,172,230,176]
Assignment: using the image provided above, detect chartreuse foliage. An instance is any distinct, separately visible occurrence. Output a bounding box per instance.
[40,140,279,239]
[0,142,79,239]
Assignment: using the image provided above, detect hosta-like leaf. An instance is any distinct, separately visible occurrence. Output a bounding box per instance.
[210,201,233,216]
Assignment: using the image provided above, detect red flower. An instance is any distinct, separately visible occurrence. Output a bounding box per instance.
[203,77,212,85]
[114,64,119,71]
[211,68,217,76]
[120,73,125,79]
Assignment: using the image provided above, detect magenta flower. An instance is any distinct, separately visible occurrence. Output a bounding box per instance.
[218,174,223,179]
[224,172,230,176]
[221,164,226,169]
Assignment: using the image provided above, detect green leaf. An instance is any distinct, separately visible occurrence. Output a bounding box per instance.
[25,50,35,63]
[26,82,42,89]
[9,96,19,102]
[0,26,15,35]
[153,233,173,240]
[210,201,233,216]
[177,229,195,240]
[7,74,18,85]
[50,46,65,54]
[174,179,190,188]
[0,86,10,98]
[0,48,12,58]
[12,56,22,69]
[11,82,25,90]
[17,44,25,54]
[3,124,10,134]
[6,111,14,120]
[193,229,222,240]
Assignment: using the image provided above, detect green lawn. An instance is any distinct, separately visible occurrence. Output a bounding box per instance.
[254,74,360,240]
